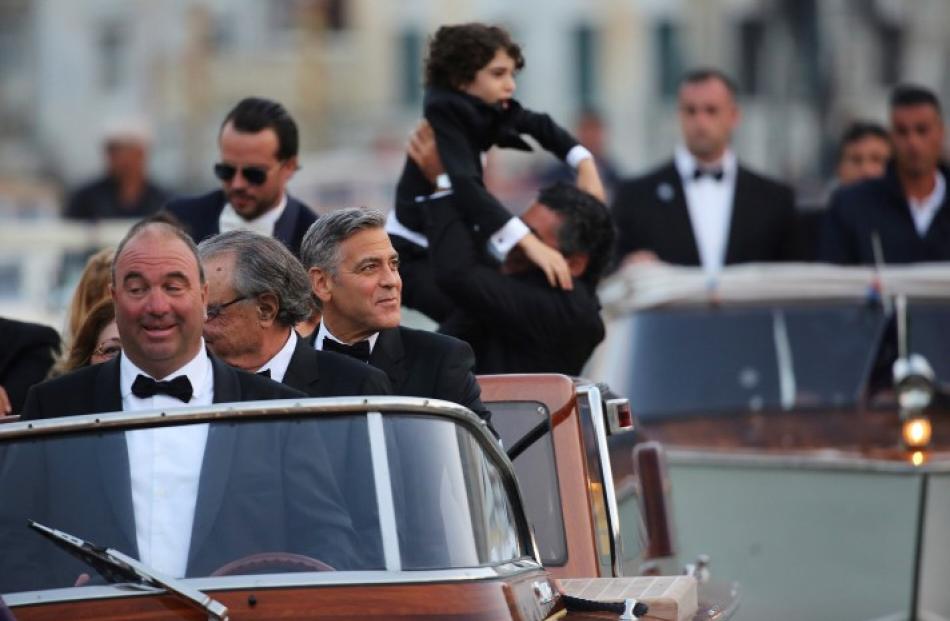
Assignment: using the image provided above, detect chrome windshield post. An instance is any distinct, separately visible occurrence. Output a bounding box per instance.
[577,384,625,577]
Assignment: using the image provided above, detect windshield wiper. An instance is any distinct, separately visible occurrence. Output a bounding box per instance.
[28,520,229,621]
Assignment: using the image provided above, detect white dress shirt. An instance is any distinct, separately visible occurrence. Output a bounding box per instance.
[120,345,213,578]
[907,171,946,237]
[256,330,298,383]
[313,322,378,354]
[674,144,738,276]
[219,193,287,237]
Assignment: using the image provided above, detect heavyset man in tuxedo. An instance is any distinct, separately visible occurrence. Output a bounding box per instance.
[611,68,798,273]
[2,220,358,592]
[299,209,493,428]
[164,97,318,257]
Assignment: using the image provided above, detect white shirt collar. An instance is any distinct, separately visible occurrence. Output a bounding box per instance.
[219,193,288,237]
[256,330,297,383]
[314,322,379,353]
[674,144,738,183]
[119,341,213,406]
[907,171,947,236]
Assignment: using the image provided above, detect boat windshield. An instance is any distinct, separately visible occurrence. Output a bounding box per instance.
[599,302,891,420]
[0,406,527,595]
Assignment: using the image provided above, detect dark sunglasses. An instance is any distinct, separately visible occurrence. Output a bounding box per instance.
[213,163,274,186]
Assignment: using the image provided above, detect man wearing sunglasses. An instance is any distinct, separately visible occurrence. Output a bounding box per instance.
[164,97,318,257]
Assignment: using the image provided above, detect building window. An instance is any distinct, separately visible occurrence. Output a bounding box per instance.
[738,18,765,96]
[399,29,423,107]
[98,19,127,92]
[876,21,902,85]
[574,24,599,108]
[654,21,683,99]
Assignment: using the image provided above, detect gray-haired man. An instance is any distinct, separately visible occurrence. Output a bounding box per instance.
[198,230,391,397]
[300,208,493,429]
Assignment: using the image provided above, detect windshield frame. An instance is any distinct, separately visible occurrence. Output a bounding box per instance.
[0,397,541,603]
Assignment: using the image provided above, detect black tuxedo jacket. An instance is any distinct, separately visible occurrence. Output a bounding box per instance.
[1,354,361,592]
[424,194,604,375]
[611,160,799,265]
[0,318,59,415]
[19,352,299,420]
[308,326,491,426]
[163,190,317,257]
[283,336,391,397]
[819,164,950,264]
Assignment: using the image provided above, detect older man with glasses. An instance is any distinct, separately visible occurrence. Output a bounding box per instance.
[198,229,391,398]
[163,97,318,257]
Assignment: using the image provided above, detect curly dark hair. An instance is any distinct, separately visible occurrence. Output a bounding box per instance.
[537,182,616,285]
[424,23,525,90]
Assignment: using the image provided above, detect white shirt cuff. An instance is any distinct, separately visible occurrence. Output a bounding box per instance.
[384,210,428,248]
[488,217,530,260]
[566,145,593,169]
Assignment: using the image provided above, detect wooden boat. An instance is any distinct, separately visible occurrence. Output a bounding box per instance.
[590,262,950,621]
[0,386,737,621]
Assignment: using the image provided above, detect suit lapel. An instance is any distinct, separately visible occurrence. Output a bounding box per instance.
[93,359,137,553]
[724,167,753,264]
[187,356,240,570]
[187,422,237,572]
[93,356,123,414]
[369,328,407,393]
[209,353,241,403]
[95,434,137,556]
[272,197,299,247]
[660,165,701,265]
[283,335,320,393]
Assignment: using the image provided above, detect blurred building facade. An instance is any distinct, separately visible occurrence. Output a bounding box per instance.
[0,0,948,211]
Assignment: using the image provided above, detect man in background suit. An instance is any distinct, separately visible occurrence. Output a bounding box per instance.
[611,68,798,273]
[164,98,317,256]
[197,230,391,396]
[820,85,950,264]
[408,121,611,375]
[299,208,493,429]
[5,219,357,590]
[0,317,59,415]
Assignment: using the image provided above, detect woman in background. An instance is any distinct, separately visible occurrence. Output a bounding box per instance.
[50,299,119,376]
[65,247,114,342]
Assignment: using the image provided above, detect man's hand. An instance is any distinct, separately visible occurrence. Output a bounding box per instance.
[0,385,11,416]
[623,250,662,266]
[407,120,444,185]
[575,159,606,203]
[518,233,573,291]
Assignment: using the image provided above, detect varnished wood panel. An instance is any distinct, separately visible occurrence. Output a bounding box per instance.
[12,570,557,621]
[478,374,601,580]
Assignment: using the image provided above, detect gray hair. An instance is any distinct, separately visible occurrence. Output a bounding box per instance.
[300,207,387,274]
[197,230,313,326]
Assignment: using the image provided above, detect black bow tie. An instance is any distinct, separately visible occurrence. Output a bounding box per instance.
[257,369,271,378]
[693,167,724,182]
[322,338,371,363]
[131,374,193,403]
